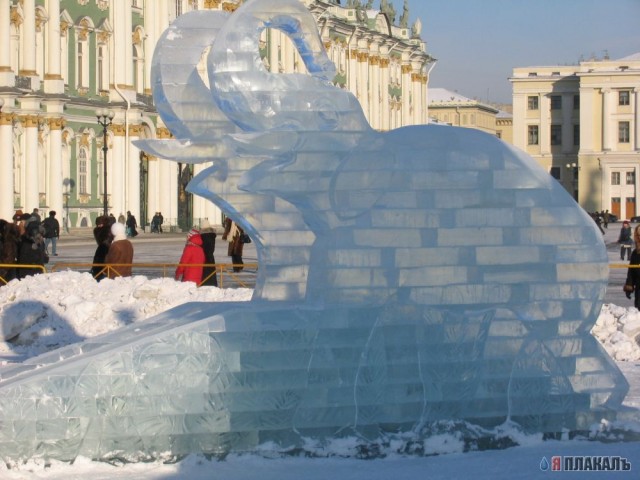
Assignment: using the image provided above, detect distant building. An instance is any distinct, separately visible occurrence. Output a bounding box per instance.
[511,53,640,217]
[0,0,433,229]
[428,88,512,141]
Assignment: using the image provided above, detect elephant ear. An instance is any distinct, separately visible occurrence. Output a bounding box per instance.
[151,11,237,141]
[207,0,371,133]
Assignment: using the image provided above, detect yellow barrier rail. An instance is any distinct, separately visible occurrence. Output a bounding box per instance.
[0,264,47,285]
[49,262,258,288]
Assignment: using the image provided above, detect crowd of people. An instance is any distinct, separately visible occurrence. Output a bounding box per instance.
[0,208,59,283]
[1,209,250,288]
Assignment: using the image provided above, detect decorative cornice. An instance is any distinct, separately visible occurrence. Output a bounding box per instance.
[401,64,412,74]
[357,52,368,62]
[22,115,40,128]
[97,0,109,11]
[156,127,172,139]
[97,30,111,44]
[369,56,380,66]
[0,113,14,126]
[129,124,142,136]
[222,2,239,13]
[48,117,65,130]
[204,0,221,8]
[379,58,390,68]
[111,123,126,136]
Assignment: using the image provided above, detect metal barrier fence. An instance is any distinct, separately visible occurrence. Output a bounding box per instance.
[0,263,257,288]
[0,264,47,285]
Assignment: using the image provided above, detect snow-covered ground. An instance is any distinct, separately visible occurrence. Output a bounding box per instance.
[0,272,638,479]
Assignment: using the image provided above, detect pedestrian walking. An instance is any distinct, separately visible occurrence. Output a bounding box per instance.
[222,218,245,272]
[42,211,60,256]
[618,220,633,261]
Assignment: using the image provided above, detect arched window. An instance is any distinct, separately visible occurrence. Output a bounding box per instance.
[78,147,88,194]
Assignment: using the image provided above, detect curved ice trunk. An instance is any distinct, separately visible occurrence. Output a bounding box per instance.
[207,0,371,133]
[0,0,631,464]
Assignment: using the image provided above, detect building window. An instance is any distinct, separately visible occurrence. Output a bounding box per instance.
[550,124,562,145]
[528,96,538,110]
[550,95,561,110]
[573,95,580,110]
[627,171,635,185]
[619,90,630,106]
[619,121,630,143]
[528,125,539,145]
[550,166,561,180]
[78,147,88,194]
[612,172,620,185]
[175,0,183,17]
[573,124,580,146]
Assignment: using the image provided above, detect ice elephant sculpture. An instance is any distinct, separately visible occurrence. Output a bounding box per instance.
[0,0,630,463]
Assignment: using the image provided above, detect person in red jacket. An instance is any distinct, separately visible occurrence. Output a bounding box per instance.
[175,228,205,284]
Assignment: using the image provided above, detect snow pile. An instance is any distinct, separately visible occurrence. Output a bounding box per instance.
[0,272,252,361]
[592,304,640,361]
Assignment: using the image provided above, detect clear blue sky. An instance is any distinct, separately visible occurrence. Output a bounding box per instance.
[399,0,640,104]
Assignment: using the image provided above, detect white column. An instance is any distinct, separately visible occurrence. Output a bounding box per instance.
[147,156,159,221]
[401,63,411,126]
[44,0,63,93]
[380,58,389,131]
[358,51,369,120]
[579,87,594,152]
[540,94,550,154]
[127,124,141,222]
[143,0,156,94]
[47,117,64,218]
[24,115,39,211]
[602,88,612,151]
[111,0,134,97]
[111,125,126,217]
[21,0,36,76]
[634,88,640,151]
[412,71,421,125]
[0,0,13,85]
[0,111,13,218]
[347,44,357,96]
[370,55,380,129]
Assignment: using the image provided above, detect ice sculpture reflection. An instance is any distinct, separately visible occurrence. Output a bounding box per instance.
[0,0,630,463]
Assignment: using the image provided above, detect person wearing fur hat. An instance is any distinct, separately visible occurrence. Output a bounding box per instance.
[91,215,115,281]
[16,221,48,279]
[175,228,205,284]
[104,221,134,278]
[199,220,218,286]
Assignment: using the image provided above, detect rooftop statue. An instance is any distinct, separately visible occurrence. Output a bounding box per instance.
[0,0,629,463]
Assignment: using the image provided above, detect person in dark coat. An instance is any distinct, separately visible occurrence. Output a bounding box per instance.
[126,211,138,238]
[199,220,218,286]
[16,222,48,279]
[175,228,205,283]
[0,220,20,284]
[222,217,245,272]
[618,220,633,261]
[92,215,114,281]
[42,210,60,256]
[625,225,640,310]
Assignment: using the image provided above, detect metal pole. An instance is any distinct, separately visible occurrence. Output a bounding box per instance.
[96,109,114,217]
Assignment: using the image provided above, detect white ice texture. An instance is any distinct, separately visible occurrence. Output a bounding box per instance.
[0,0,629,463]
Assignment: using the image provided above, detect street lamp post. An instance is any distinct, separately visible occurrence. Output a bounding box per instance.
[96,108,115,217]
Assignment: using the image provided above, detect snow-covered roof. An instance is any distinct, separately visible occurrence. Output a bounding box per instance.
[428,87,475,104]
[617,52,640,62]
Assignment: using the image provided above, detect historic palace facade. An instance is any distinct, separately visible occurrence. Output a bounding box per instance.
[511,53,640,218]
[0,0,433,230]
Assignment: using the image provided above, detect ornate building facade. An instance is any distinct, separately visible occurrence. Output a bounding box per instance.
[0,0,433,230]
[511,53,640,217]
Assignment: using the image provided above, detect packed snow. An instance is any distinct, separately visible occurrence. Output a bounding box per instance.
[0,272,638,479]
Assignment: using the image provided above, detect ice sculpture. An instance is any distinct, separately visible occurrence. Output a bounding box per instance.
[0,0,630,463]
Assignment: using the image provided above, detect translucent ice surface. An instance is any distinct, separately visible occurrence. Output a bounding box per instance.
[0,0,629,463]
